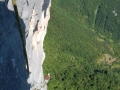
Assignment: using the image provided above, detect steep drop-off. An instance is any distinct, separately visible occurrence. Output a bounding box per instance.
[0,0,51,90]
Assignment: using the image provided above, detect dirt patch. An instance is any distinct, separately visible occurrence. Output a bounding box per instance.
[98,54,116,65]
[112,65,120,68]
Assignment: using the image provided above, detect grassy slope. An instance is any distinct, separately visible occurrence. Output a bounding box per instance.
[43,0,120,90]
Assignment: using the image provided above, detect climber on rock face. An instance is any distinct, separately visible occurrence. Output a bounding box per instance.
[44,73,50,84]
[34,74,50,89]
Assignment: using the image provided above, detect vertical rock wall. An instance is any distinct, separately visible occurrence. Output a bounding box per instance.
[0,1,30,90]
[0,0,51,90]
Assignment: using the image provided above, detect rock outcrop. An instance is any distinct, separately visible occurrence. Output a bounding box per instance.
[0,0,51,90]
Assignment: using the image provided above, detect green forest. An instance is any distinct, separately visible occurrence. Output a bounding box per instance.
[43,0,120,90]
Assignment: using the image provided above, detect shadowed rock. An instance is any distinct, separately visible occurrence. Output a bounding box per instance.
[0,1,30,90]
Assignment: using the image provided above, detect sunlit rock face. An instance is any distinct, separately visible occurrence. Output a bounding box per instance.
[0,0,51,90]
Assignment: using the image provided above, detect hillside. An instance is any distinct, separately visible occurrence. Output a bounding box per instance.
[43,0,120,90]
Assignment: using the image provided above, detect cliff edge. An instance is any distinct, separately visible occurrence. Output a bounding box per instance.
[0,0,51,90]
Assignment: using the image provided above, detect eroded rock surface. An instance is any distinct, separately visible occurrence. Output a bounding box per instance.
[0,0,51,90]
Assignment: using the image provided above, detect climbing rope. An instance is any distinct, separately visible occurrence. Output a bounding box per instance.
[12,0,30,74]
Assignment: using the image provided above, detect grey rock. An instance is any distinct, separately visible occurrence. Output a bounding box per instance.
[0,0,51,90]
[0,1,30,90]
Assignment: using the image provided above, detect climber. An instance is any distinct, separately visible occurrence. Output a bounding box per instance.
[44,73,50,84]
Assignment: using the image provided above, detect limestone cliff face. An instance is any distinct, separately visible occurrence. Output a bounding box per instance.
[0,0,51,90]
